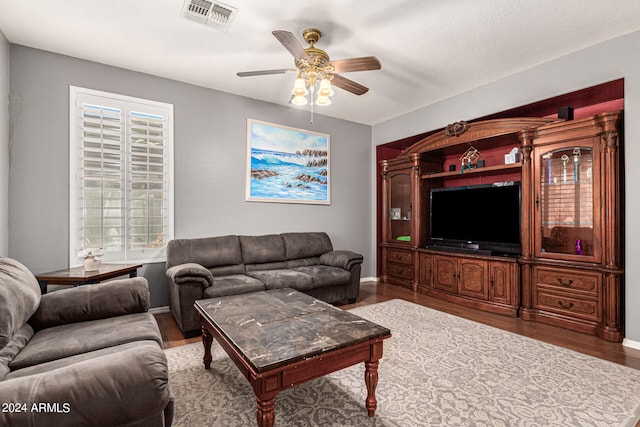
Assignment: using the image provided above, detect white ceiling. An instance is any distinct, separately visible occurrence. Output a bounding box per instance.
[1,0,640,125]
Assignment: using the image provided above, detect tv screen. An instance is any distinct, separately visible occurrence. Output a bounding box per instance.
[429,182,521,255]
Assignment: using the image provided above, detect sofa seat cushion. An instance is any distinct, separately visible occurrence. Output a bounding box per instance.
[204,275,265,298]
[292,265,352,288]
[246,269,314,290]
[6,340,157,380]
[10,312,161,370]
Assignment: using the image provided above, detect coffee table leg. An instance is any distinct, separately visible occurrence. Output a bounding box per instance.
[256,397,276,427]
[364,359,379,416]
[202,326,213,369]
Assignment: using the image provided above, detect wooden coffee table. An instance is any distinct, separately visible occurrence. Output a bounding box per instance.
[194,288,391,427]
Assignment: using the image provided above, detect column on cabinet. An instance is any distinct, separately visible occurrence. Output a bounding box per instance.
[519,111,623,342]
[380,155,419,290]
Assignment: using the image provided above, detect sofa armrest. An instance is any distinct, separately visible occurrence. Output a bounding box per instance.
[28,277,150,331]
[0,341,173,427]
[319,250,364,270]
[166,263,213,288]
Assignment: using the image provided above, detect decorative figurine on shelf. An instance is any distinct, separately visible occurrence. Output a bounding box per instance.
[575,239,583,256]
[78,248,105,271]
[573,147,581,182]
[459,146,481,174]
[504,147,521,164]
[561,154,569,183]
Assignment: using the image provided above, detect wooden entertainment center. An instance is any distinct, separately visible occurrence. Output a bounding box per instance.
[380,111,623,342]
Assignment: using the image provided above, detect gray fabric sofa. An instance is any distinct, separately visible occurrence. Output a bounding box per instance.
[166,232,364,337]
[0,257,174,427]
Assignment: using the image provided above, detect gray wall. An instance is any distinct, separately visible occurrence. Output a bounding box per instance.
[372,30,640,343]
[0,30,8,256]
[8,45,372,307]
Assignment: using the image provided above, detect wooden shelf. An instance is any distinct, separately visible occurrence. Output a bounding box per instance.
[421,163,521,180]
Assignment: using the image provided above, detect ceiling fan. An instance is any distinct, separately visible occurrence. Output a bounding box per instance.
[237,28,381,105]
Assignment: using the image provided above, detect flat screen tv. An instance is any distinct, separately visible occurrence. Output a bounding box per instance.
[428,182,521,255]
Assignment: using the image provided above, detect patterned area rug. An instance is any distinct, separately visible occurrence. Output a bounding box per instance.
[165,299,640,426]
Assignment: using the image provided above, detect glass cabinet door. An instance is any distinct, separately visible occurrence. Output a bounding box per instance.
[536,144,599,261]
[389,173,412,243]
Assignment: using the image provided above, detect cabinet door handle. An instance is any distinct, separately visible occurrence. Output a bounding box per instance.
[556,278,574,287]
[535,194,539,210]
[557,300,574,309]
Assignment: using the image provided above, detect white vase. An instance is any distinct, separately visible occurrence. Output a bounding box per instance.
[83,257,102,271]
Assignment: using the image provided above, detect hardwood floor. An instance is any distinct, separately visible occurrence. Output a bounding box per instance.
[154,280,640,370]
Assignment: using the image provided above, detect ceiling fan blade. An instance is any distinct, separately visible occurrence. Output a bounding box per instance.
[327,56,381,73]
[331,74,369,95]
[272,30,310,61]
[237,68,293,77]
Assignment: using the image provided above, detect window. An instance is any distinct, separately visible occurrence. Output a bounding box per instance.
[69,87,174,265]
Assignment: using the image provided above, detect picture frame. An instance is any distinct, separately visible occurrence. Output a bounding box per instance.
[390,208,401,220]
[246,119,330,204]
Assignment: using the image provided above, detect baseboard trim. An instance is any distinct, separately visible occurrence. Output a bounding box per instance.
[360,277,379,282]
[150,306,170,314]
[622,338,640,350]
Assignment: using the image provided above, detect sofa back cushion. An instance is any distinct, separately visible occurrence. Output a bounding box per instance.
[166,235,242,269]
[286,257,321,268]
[209,264,245,277]
[245,261,289,272]
[0,257,41,349]
[282,232,333,260]
[239,235,286,264]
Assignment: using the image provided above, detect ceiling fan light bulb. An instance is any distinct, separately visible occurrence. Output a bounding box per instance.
[292,77,308,96]
[316,95,331,106]
[318,78,334,97]
[292,94,308,106]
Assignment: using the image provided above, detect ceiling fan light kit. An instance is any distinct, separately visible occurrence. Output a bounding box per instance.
[237,27,381,120]
[291,76,310,105]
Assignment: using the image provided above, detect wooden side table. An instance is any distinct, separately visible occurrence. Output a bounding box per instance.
[35,264,143,294]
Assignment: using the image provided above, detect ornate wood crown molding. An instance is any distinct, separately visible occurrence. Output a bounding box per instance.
[444,121,469,137]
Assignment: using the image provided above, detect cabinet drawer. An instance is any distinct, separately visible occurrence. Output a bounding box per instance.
[387,262,414,280]
[534,290,601,322]
[534,267,601,295]
[387,249,413,265]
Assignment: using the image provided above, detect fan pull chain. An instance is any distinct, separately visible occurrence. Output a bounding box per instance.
[310,83,315,124]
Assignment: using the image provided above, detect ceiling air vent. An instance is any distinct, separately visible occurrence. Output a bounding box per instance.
[182,0,238,32]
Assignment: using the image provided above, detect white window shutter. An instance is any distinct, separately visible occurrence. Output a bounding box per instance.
[127,110,170,254]
[75,101,126,259]
[70,87,174,265]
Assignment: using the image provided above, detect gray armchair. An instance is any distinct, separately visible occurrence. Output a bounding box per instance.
[0,257,173,427]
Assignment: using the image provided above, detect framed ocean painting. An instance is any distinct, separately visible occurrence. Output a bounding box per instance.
[246,119,330,204]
